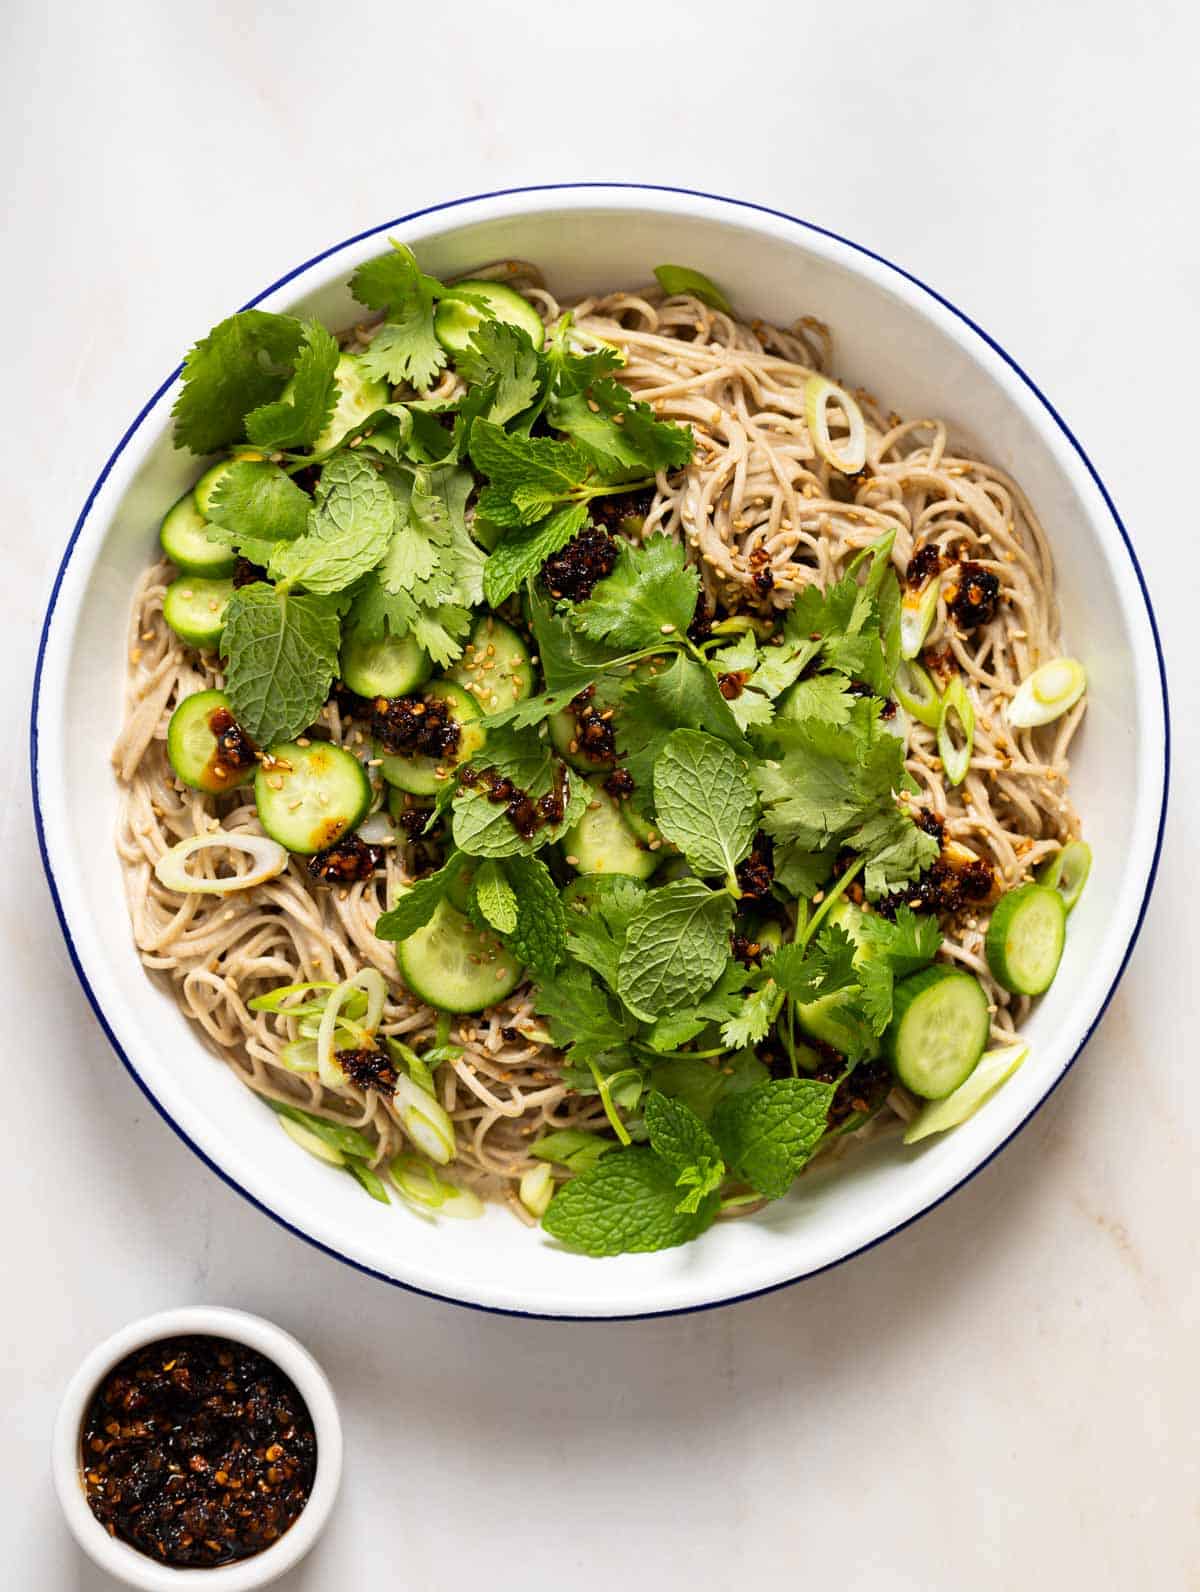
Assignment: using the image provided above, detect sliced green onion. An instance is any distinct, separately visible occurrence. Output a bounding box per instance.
[317,967,387,1088]
[804,373,867,475]
[388,1156,483,1218]
[903,1043,1029,1143]
[1007,657,1087,728]
[269,1099,376,1160]
[297,1014,374,1046]
[893,658,942,727]
[385,1037,437,1097]
[346,1160,391,1203]
[900,576,941,659]
[1037,840,1092,912]
[277,1113,345,1166]
[653,264,732,314]
[249,981,338,1014]
[519,1162,555,1219]
[393,1074,456,1164]
[154,831,288,895]
[280,1038,320,1073]
[937,676,975,786]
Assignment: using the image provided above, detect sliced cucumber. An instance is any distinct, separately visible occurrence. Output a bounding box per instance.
[985,883,1066,996]
[1037,840,1092,914]
[548,679,623,773]
[397,898,523,1012]
[340,631,431,698]
[884,965,990,1100]
[166,689,256,794]
[159,492,236,577]
[562,780,661,879]
[162,574,235,649]
[446,614,533,714]
[193,449,264,518]
[308,352,390,454]
[375,680,486,797]
[904,1042,1029,1143]
[254,741,372,854]
[434,279,546,355]
[795,900,879,1058]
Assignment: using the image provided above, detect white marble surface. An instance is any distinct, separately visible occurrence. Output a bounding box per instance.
[4,2,1198,1585]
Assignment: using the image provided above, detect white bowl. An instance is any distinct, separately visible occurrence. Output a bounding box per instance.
[32,184,1169,1319]
[52,1306,342,1589]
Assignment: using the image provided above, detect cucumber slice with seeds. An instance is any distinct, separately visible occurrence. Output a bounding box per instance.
[167,689,256,794]
[163,575,234,649]
[985,883,1066,995]
[434,280,546,354]
[374,679,486,797]
[340,631,431,698]
[254,740,372,854]
[562,780,661,879]
[159,493,235,577]
[397,898,523,1012]
[884,965,990,1100]
[446,614,533,714]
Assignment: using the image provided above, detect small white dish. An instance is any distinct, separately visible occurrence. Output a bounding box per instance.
[52,1306,342,1591]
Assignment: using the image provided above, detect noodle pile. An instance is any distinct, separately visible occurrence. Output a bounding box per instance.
[113,269,1084,1216]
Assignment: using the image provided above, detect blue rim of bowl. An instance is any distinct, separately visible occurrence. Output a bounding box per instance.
[30,182,1170,1322]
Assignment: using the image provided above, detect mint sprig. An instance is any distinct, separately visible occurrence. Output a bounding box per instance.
[219,583,342,745]
[652,729,759,888]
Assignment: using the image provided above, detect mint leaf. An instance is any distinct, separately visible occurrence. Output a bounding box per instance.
[650,1048,769,1120]
[451,729,585,857]
[482,501,587,607]
[541,1147,718,1256]
[470,420,592,526]
[472,859,518,935]
[712,1078,835,1199]
[500,854,566,975]
[350,241,446,392]
[205,460,312,565]
[220,583,342,745]
[172,311,303,455]
[531,1129,616,1173]
[270,452,397,594]
[643,1091,726,1214]
[652,729,758,883]
[374,853,465,941]
[533,961,637,1064]
[571,534,699,651]
[617,879,735,1019]
[245,320,340,450]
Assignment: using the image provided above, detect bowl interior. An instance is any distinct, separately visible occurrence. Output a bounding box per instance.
[35,190,1165,1317]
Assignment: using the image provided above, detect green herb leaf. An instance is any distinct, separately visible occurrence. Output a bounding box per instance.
[653,264,733,315]
[643,1091,726,1213]
[571,534,699,652]
[617,879,735,1019]
[269,452,397,594]
[455,320,544,427]
[172,311,304,455]
[472,859,518,935]
[533,961,638,1065]
[550,377,694,479]
[350,241,446,392]
[451,728,585,857]
[719,981,779,1049]
[500,854,566,975]
[542,1146,719,1256]
[619,654,751,808]
[245,320,340,450]
[766,924,861,1005]
[712,1078,835,1199]
[531,1128,617,1173]
[649,1048,770,1121]
[563,874,648,987]
[220,583,342,745]
[526,581,632,694]
[205,460,312,566]
[652,729,758,882]
[857,902,942,973]
[374,853,465,942]
[482,501,588,607]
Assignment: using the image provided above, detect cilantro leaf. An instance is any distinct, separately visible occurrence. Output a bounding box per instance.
[220,583,342,745]
[619,654,751,808]
[649,1048,770,1121]
[571,534,699,652]
[616,879,735,1019]
[482,502,587,607]
[541,1146,719,1256]
[476,684,583,733]
[550,377,693,479]
[712,1078,835,1199]
[244,320,340,450]
[563,874,648,987]
[455,321,544,426]
[269,452,397,594]
[643,1091,726,1214]
[525,581,631,694]
[775,673,857,729]
[720,982,779,1049]
[766,924,860,1005]
[498,854,566,975]
[472,859,518,935]
[172,311,303,455]
[772,840,839,900]
[205,460,312,566]
[451,729,585,857]
[533,961,637,1065]
[845,805,940,899]
[530,1129,617,1173]
[652,729,758,883]
[350,241,446,392]
[755,699,908,851]
[374,854,465,942]
[857,903,943,975]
